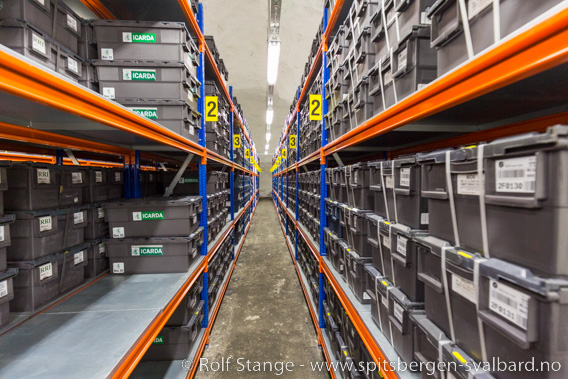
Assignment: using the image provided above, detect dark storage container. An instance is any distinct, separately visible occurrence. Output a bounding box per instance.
[0,215,15,271]
[167,275,204,326]
[389,223,426,301]
[345,249,372,304]
[105,196,202,239]
[84,239,108,279]
[411,312,450,379]
[345,162,374,211]
[161,170,199,196]
[388,287,423,366]
[0,268,17,328]
[368,160,396,220]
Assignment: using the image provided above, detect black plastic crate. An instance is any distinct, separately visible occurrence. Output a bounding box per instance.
[389,223,426,302]
[345,162,374,211]
[345,249,372,304]
[84,239,109,279]
[368,160,396,220]
[167,275,203,326]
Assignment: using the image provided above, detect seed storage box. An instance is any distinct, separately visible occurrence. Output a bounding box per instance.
[143,300,204,361]
[0,214,15,271]
[392,154,428,229]
[0,268,17,328]
[57,244,89,293]
[387,287,423,366]
[414,234,485,362]
[81,167,109,203]
[141,170,160,197]
[107,227,203,275]
[345,249,372,304]
[389,223,426,301]
[108,168,124,200]
[84,239,108,279]
[344,208,372,257]
[123,99,201,144]
[411,312,450,378]
[6,163,83,211]
[105,196,202,239]
[429,0,563,76]
[94,60,200,103]
[417,147,484,252]
[345,162,374,211]
[482,125,568,277]
[161,170,199,196]
[91,20,195,61]
[476,259,568,379]
[441,344,494,379]
[368,160,396,220]
[9,207,88,261]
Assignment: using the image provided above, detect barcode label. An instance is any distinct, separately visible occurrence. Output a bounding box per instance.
[73,211,84,225]
[67,57,79,74]
[400,168,410,187]
[495,156,537,193]
[74,251,85,265]
[72,172,82,184]
[393,302,404,323]
[385,176,394,189]
[381,293,389,309]
[396,236,408,256]
[95,171,103,183]
[0,280,8,298]
[457,174,481,195]
[489,279,530,330]
[421,213,429,225]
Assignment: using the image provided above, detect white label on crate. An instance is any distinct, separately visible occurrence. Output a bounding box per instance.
[95,171,103,183]
[384,69,393,85]
[468,0,493,20]
[0,280,7,299]
[102,87,116,99]
[400,168,411,187]
[188,90,194,103]
[113,262,125,274]
[421,213,429,225]
[112,227,125,238]
[385,176,394,189]
[420,12,432,25]
[393,302,404,323]
[383,235,391,249]
[193,214,197,224]
[39,262,53,281]
[0,226,4,242]
[32,33,46,55]
[397,48,408,72]
[452,275,477,304]
[101,48,114,61]
[37,168,51,184]
[98,243,106,256]
[184,53,192,70]
[74,250,85,265]
[98,208,105,219]
[67,14,78,32]
[495,156,537,193]
[71,172,82,184]
[131,245,163,256]
[122,69,156,81]
[489,279,530,330]
[67,56,79,74]
[189,125,195,135]
[39,216,52,232]
[115,172,121,182]
[381,293,389,308]
[396,236,408,256]
[73,211,84,225]
[457,174,481,195]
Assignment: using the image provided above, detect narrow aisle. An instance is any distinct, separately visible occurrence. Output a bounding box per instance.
[196,199,329,378]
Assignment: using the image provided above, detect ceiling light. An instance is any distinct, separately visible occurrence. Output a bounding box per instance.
[266,108,274,125]
[265,144,269,151]
[266,124,271,131]
[266,132,271,142]
[267,41,280,85]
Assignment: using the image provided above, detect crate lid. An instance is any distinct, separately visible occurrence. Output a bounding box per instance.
[414,234,482,269]
[483,125,568,158]
[0,268,19,281]
[410,311,450,345]
[390,286,424,309]
[0,214,15,225]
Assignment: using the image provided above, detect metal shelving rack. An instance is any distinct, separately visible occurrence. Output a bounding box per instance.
[272,1,568,378]
[0,1,260,378]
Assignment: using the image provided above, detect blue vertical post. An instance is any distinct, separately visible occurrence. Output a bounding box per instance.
[123,156,131,199]
[132,150,141,198]
[319,8,329,330]
[55,149,63,165]
[197,2,208,329]
[230,86,236,260]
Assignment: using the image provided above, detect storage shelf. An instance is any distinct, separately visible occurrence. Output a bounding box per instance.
[321,257,420,379]
[0,256,206,379]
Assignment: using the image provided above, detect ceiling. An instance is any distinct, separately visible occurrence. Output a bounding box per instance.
[202,0,323,159]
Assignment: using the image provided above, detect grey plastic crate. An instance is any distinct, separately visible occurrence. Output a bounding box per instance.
[429,0,563,76]
[345,162,374,211]
[166,275,203,325]
[346,249,372,304]
[0,20,58,71]
[442,344,496,379]
[122,99,201,144]
[364,263,382,310]
[107,168,124,200]
[367,60,386,118]
[94,60,201,103]
[55,45,89,84]
[91,20,194,62]
[384,0,435,50]
[478,259,568,379]
[415,234,485,362]
[392,26,437,101]
[9,207,88,261]
[84,239,108,279]
[417,147,484,252]
[380,57,397,109]
[0,215,15,271]
[0,165,8,217]
[388,287,423,366]
[105,196,202,239]
[107,227,203,275]
[81,167,108,203]
[482,125,568,276]
[143,300,204,361]
[389,223,426,301]
[160,170,199,196]
[85,204,108,240]
[0,268,17,328]
[57,244,88,293]
[345,208,372,257]
[368,160,396,220]
[370,6,390,63]
[411,312,449,379]
[374,274,394,334]
[392,154,428,228]
[5,163,83,211]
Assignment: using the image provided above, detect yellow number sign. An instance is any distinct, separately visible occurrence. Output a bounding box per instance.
[282,148,287,160]
[309,94,322,121]
[245,148,250,159]
[234,134,241,149]
[289,135,297,149]
[205,96,218,122]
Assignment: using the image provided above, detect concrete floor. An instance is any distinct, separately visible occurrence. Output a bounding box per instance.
[195,199,329,378]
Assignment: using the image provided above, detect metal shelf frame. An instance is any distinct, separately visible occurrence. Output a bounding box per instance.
[272,2,568,379]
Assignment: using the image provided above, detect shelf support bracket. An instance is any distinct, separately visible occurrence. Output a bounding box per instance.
[163,153,194,198]
[332,153,344,167]
[64,149,80,166]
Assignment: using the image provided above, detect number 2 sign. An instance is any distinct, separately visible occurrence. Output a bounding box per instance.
[309,94,322,121]
[205,96,218,122]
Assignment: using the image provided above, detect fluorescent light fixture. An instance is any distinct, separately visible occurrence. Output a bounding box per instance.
[265,144,269,150]
[266,124,271,131]
[266,108,274,125]
[266,132,271,142]
[267,41,280,85]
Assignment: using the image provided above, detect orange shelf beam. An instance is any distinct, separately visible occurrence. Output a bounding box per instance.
[79,0,115,19]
